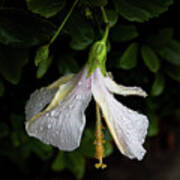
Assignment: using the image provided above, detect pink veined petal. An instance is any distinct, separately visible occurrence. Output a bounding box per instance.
[104,75,147,97]
[91,68,149,160]
[26,65,92,151]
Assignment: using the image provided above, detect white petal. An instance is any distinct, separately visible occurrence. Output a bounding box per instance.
[104,75,147,97]
[26,65,92,151]
[92,68,149,160]
[25,74,74,120]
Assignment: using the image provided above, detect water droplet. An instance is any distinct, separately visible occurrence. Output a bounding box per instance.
[78,81,82,86]
[50,111,55,116]
[76,94,81,100]
[48,124,52,129]
[68,104,73,109]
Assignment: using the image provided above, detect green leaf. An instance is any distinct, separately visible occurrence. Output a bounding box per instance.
[57,54,80,75]
[81,0,108,7]
[141,45,160,73]
[36,56,53,79]
[35,45,49,66]
[79,128,95,158]
[110,25,139,42]
[66,13,94,50]
[148,28,174,47]
[26,0,65,18]
[148,113,159,137]
[106,10,118,27]
[0,122,9,138]
[151,72,165,96]
[104,128,112,141]
[113,0,173,23]
[0,80,5,96]
[0,0,4,6]
[79,128,113,159]
[52,151,66,171]
[10,114,30,148]
[0,45,29,84]
[66,152,85,180]
[0,9,56,47]
[11,132,21,147]
[104,142,113,157]
[30,140,53,160]
[117,42,138,70]
[165,65,180,82]
[156,40,180,66]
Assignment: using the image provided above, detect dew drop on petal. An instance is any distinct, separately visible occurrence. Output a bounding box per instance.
[50,111,55,116]
[76,94,81,100]
[68,104,73,109]
[78,81,82,86]
[47,124,52,129]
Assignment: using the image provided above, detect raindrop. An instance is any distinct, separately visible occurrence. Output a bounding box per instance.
[48,124,52,129]
[76,94,81,100]
[68,104,73,109]
[78,81,82,86]
[50,111,56,116]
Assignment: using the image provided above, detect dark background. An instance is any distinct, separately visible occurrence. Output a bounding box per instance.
[1,0,180,179]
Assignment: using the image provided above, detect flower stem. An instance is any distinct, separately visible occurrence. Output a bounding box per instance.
[49,0,79,45]
[100,6,108,24]
[100,7,110,43]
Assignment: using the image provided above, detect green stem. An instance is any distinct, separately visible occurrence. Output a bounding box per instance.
[102,25,110,43]
[49,0,79,45]
[100,6,108,24]
[100,7,110,43]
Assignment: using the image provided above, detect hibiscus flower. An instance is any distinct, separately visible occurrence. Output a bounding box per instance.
[25,64,149,165]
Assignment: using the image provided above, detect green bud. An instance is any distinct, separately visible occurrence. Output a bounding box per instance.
[35,44,49,66]
[88,40,107,76]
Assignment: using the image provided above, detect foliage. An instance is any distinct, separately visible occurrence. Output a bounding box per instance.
[0,0,179,179]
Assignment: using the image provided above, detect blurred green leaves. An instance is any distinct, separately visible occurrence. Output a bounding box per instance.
[117,42,138,70]
[151,73,165,96]
[57,54,80,75]
[141,45,160,73]
[80,0,108,7]
[0,9,56,47]
[52,151,85,180]
[148,28,180,83]
[0,113,54,167]
[156,40,180,66]
[26,0,66,18]
[0,45,29,84]
[113,0,173,22]
[148,112,159,137]
[165,65,180,82]
[111,25,139,42]
[0,122,9,138]
[0,80,5,96]
[65,13,94,50]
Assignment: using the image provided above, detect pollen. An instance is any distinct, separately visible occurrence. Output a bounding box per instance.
[94,103,107,169]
